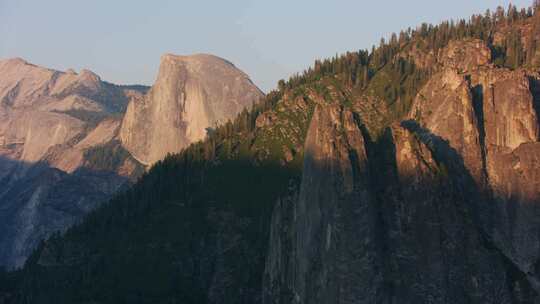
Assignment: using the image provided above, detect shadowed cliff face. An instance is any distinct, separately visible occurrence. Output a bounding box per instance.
[119,54,263,165]
[264,39,540,304]
[264,106,539,304]
[0,157,130,270]
[292,105,378,303]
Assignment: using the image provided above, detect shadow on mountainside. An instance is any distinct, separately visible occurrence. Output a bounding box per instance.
[400,120,539,301]
[3,154,300,304]
[527,77,540,132]
[0,155,131,272]
[264,112,540,303]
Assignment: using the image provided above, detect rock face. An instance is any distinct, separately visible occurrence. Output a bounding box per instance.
[0,58,141,171]
[409,67,485,183]
[471,68,540,287]
[263,38,540,303]
[438,38,492,73]
[264,105,521,303]
[0,58,146,269]
[290,104,377,303]
[119,54,263,165]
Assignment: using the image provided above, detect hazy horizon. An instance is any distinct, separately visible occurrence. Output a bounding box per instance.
[0,0,532,92]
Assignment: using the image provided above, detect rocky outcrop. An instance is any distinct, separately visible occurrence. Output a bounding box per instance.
[263,101,529,303]
[405,39,540,296]
[119,54,263,165]
[400,38,491,72]
[264,104,381,303]
[409,67,485,183]
[294,104,377,303]
[437,39,492,73]
[471,68,540,286]
[411,42,540,291]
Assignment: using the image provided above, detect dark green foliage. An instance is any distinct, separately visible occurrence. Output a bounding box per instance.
[83,140,131,172]
[0,268,17,301]
[15,157,297,303]
[366,57,429,117]
[503,29,525,68]
[275,3,538,100]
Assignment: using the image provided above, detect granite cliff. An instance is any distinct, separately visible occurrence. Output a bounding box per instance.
[119,54,263,165]
[263,38,540,303]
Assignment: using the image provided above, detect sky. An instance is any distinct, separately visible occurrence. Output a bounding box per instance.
[0,0,533,92]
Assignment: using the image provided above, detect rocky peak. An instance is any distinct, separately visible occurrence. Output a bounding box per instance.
[76,69,102,90]
[119,53,263,165]
[283,104,376,303]
[0,58,57,108]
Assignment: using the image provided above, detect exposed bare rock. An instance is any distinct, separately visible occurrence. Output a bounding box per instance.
[486,142,540,274]
[264,104,526,303]
[264,39,540,302]
[264,104,380,304]
[120,53,263,165]
[0,58,116,110]
[404,52,540,296]
[465,67,540,284]
[390,123,517,302]
[402,38,491,74]
[2,110,85,164]
[46,118,122,173]
[409,68,485,183]
[473,69,539,150]
[393,124,439,183]
[437,39,492,72]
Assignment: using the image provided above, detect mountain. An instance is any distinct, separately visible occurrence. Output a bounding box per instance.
[2,4,540,304]
[0,55,262,270]
[264,59,540,303]
[120,54,263,165]
[0,58,146,270]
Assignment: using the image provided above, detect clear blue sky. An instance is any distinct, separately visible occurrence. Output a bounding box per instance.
[0,0,532,91]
